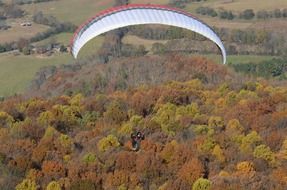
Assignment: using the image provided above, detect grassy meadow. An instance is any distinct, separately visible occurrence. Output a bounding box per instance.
[0,36,104,96]
[22,0,114,25]
[0,53,72,96]
[0,19,49,44]
[122,35,168,51]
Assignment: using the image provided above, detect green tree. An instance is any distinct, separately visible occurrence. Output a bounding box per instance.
[253,144,275,164]
[226,119,244,136]
[22,46,31,55]
[58,134,73,152]
[98,135,120,152]
[192,178,211,190]
[0,111,14,128]
[240,131,262,153]
[240,9,255,20]
[46,181,61,190]
[16,179,37,190]
[82,153,97,164]
[212,144,225,162]
[152,103,181,136]
[176,103,199,119]
[208,116,224,130]
[200,137,216,153]
[118,115,143,136]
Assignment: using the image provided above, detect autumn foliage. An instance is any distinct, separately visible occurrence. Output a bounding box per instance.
[0,78,287,190]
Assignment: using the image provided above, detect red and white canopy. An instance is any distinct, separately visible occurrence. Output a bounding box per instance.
[71,4,226,64]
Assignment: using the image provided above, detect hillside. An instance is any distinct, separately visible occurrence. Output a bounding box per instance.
[27,54,237,97]
[1,77,287,190]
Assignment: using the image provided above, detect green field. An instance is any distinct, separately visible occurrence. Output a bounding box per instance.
[0,35,104,97]
[199,54,276,65]
[0,0,113,44]
[33,32,74,46]
[0,53,72,96]
[122,35,167,51]
[22,0,114,25]
[77,36,105,58]
[200,0,287,12]
[130,0,168,4]
[0,18,49,44]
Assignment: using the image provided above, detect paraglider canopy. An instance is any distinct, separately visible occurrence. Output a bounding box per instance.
[70,4,226,64]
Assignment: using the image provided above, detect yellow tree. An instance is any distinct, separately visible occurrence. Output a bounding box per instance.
[16,179,37,190]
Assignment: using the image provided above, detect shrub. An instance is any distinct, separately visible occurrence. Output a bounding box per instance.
[240,9,255,20]
[273,9,282,18]
[22,46,31,55]
[257,10,270,19]
[219,10,234,20]
[196,7,218,17]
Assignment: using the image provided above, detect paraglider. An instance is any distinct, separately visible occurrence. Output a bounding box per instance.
[130,131,145,151]
[70,4,227,64]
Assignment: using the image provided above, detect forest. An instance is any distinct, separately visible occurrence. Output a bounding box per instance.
[0,56,287,190]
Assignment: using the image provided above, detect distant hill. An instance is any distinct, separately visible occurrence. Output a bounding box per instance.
[27,54,240,97]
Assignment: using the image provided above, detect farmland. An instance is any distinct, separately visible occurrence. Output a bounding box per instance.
[200,0,287,12]
[0,19,49,44]
[0,36,104,96]
[0,53,72,96]
[22,0,114,25]
[122,35,168,51]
